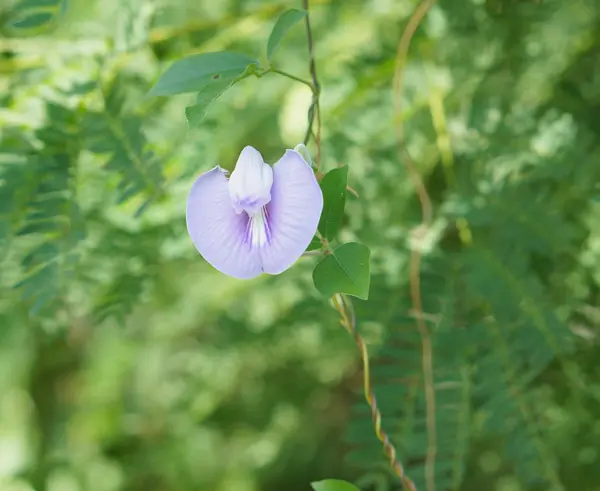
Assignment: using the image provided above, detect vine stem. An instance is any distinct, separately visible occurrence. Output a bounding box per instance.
[332,295,417,491]
[302,0,321,168]
[392,2,438,491]
[301,0,416,487]
[268,68,316,92]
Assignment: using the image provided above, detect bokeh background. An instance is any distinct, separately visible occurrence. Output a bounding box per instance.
[1,0,600,490]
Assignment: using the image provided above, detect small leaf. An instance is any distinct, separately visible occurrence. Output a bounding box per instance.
[311,479,361,491]
[194,79,236,105]
[4,0,67,34]
[8,12,54,29]
[185,79,235,128]
[148,51,258,97]
[185,105,211,128]
[267,9,307,61]
[81,111,163,204]
[312,242,371,300]
[64,81,97,95]
[306,235,322,252]
[15,0,63,7]
[318,166,348,241]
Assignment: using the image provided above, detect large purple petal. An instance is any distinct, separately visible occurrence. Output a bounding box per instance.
[186,166,262,279]
[261,150,323,275]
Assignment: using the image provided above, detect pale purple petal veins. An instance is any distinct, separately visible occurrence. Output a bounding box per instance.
[186,166,263,279]
[260,149,324,275]
[187,146,322,279]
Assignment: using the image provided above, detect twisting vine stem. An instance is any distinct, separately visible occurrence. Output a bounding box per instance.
[332,294,418,491]
[300,2,416,488]
[392,1,438,491]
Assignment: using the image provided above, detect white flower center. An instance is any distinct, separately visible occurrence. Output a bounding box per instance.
[246,207,271,247]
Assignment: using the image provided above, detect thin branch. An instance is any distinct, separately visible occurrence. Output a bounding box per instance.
[302,0,321,168]
[303,0,320,95]
[314,101,322,167]
[269,68,316,92]
[302,1,414,486]
[332,295,418,491]
[302,101,316,146]
[393,0,435,225]
[392,2,438,491]
[346,185,359,198]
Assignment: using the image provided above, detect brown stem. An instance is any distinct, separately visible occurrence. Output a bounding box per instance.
[332,295,418,491]
[392,2,438,491]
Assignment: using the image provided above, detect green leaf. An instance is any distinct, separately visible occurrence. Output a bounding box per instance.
[5,0,67,34]
[82,110,163,204]
[305,235,322,252]
[312,242,371,300]
[14,0,63,7]
[6,0,67,30]
[148,51,258,97]
[185,105,211,128]
[318,166,348,241]
[9,12,53,29]
[311,479,361,491]
[9,103,85,315]
[185,79,235,128]
[266,9,307,61]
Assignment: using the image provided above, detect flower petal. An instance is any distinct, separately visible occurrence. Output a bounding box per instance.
[228,146,273,215]
[186,166,263,279]
[260,150,324,275]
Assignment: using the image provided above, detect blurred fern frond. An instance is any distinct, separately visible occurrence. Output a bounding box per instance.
[1,102,84,314]
[347,268,471,491]
[81,76,164,214]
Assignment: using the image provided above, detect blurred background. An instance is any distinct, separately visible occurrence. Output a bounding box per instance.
[1,0,600,490]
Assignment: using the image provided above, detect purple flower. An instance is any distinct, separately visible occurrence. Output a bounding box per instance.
[186,145,323,279]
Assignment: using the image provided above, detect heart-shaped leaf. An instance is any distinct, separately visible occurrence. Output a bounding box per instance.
[312,242,371,300]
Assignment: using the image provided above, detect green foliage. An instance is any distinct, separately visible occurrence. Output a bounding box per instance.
[184,79,233,127]
[313,243,371,300]
[83,77,164,209]
[318,165,349,241]
[266,9,307,62]
[148,51,258,96]
[347,268,471,491]
[311,479,361,491]
[1,1,600,491]
[306,235,322,251]
[4,0,67,34]
[5,102,85,314]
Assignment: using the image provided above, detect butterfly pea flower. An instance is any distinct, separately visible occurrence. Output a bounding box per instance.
[186,144,323,279]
